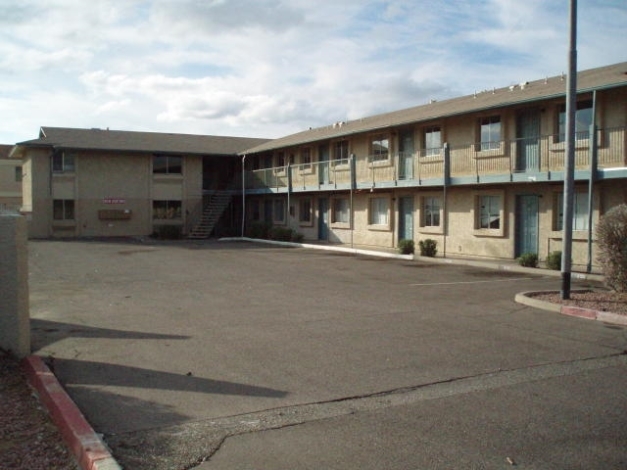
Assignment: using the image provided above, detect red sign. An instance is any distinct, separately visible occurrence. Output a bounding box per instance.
[103,198,126,204]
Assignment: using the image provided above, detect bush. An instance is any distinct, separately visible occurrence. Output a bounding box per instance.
[398,239,415,255]
[418,239,437,257]
[246,221,272,239]
[268,226,295,242]
[546,251,562,270]
[518,252,538,268]
[596,203,627,292]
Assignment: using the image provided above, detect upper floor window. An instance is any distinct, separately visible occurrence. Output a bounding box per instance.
[153,155,182,174]
[52,152,75,173]
[424,126,441,157]
[277,152,286,167]
[15,166,22,182]
[558,100,593,142]
[53,199,75,220]
[300,148,312,170]
[371,134,389,162]
[480,116,501,151]
[333,140,349,162]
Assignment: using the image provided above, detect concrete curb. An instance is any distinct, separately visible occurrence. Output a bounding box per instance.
[22,355,122,470]
[515,291,627,326]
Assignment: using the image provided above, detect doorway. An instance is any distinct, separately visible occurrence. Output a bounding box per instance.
[515,195,539,257]
[318,198,329,240]
[398,196,414,242]
[516,109,541,172]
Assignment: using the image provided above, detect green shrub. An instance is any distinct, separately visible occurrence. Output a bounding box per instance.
[398,239,415,255]
[268,226,294,241]
[518,252,538,268]
[246,221,272,239]
[546,251,562,270]
[418,239,437,257]
[596,203,627,292]
[291,231,305,243]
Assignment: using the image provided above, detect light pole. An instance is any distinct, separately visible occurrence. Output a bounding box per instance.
[561,0,577,300]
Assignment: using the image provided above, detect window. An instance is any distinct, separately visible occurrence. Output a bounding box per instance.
[273,198,285,223]
[558,100,593,142]
[480,116,501,151]
[299,198,312,224]
[333,140,349,162]
[555,192,589,231]
[371,134,389,162]
[52,152,75,173]
[152,200,182,219]
[53,200,75,220]
[424,126,441,157]
[369,197,389,226]
[332,198,349,224]
[153,155,182,174]
[301,148,312,170]
[15,166,22,182]
[251,201,261,221]
[479,195,500,229]
[423,197,441,227]
[277,152,286,167]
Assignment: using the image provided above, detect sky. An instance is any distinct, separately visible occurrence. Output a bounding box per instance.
[1,0,626,144]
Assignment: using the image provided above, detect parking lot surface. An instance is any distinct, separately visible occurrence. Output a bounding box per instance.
[28,240,627,469]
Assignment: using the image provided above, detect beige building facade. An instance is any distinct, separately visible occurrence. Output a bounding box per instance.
[0,144,22,212]
[11,128,268,238]
[242,63,627,271]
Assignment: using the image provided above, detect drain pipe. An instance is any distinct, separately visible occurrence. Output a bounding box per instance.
[241,154,246,237]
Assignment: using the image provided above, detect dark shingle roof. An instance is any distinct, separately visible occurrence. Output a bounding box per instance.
[0,144,15,159]
[16,127,270,156]
[242,61,627,154]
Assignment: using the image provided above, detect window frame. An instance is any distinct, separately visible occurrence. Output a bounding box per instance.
[15,166,22,182]
[52,152,75,173]
[273,198,286,224]
[554,191,590,232]
[557,99,593,143]
[332,140,350,165]
[473,191,505,237]
[423,125,442,157]
[300,147,312,172]
[299,197,313,226]
[478,116,502,152]
[370,134,390,163]
[152,200,182,220]
[153,155,183,175]
[53,199,75,221]
[368,196,391,230]
[331,197,350,226]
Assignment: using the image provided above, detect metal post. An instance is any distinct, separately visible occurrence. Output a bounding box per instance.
[241,155,246,237]
[443,143,450,258]
[561,0,577,300]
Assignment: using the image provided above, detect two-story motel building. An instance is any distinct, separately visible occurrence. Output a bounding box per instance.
[10,62,627,270]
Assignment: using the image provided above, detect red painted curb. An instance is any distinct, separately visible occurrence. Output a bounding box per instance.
[561,305,598,320]
[22,355,121,470]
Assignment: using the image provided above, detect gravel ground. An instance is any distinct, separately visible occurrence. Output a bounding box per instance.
[0,290,624,469]
[0,350,78,470]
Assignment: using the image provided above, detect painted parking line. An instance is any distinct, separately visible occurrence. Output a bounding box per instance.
[409,277,547,287]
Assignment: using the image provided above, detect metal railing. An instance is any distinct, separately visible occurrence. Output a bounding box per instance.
[244,126,626,190]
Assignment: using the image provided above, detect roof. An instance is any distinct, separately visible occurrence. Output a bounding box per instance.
[242,61,627,155]
[0,144,15,159]
[15,127,270,157]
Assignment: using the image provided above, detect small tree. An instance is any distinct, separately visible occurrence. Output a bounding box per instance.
[596,204,627,292]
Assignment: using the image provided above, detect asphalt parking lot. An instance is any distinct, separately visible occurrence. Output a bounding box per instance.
[28,239,627,470]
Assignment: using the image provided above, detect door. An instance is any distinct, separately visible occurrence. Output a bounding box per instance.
[516,109,541,172]
[398,196,414,242]
[319,144,329,185]
[398,130,414,180]
[318,198,329,240]
[516,195,539,256]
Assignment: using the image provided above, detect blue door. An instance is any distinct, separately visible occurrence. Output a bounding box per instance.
[318,198,329,240]
[516,109,540,172]
[398,196,414,242]
[516,195,539,256]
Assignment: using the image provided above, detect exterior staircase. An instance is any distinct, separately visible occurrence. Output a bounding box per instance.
[187,192,233,239]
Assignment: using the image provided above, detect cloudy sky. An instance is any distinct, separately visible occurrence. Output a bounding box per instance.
[1,0,626,144]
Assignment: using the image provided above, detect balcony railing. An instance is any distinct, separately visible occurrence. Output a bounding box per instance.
[244,126,626,191]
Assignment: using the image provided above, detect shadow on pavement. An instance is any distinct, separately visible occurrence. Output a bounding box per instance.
[31,319,191,350]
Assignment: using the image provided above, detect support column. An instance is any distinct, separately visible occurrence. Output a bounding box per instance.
[0,213,30,358]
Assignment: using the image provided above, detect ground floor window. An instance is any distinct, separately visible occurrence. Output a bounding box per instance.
[423,196,441,227]
[369,197,389,226]
[273,198,285,224]
[332,197,349,224]
[153,200,182,219]
[555,192,589,231]
[53,199,75,220]
[299,198,312,224]
[478,195,501,229]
